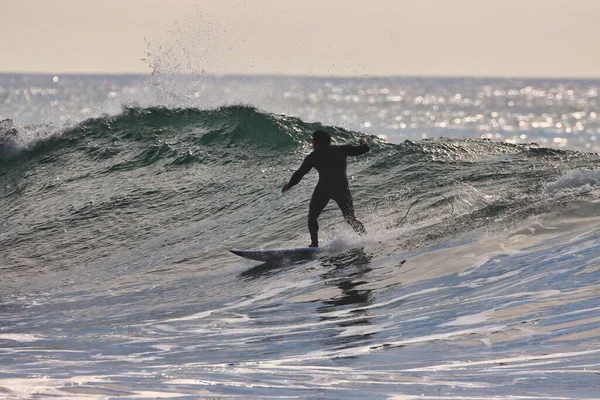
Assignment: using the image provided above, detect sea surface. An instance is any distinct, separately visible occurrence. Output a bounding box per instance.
[1,74,600,399]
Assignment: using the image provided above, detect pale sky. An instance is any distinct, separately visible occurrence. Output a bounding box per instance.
[1,0,599,77]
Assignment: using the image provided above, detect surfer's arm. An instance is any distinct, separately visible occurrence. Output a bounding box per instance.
[282,154,313,193]
[345,138,371,156]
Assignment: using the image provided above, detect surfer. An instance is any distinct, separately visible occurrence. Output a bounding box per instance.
[282,130,370,247]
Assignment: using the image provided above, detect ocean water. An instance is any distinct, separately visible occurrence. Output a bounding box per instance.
[1,74,600,399]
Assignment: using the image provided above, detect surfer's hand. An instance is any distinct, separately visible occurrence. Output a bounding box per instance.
[282,183,290,193]
[359,137,370,145]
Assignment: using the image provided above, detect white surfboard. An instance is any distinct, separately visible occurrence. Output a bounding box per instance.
[230,247,322,263]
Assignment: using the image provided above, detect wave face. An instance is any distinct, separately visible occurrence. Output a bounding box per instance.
[2,76,600,399]
[3,104,597,263]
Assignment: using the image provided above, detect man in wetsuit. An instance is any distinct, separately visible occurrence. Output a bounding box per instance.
[282,130,370,247]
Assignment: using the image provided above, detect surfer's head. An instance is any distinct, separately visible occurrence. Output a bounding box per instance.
[312,130,331,150]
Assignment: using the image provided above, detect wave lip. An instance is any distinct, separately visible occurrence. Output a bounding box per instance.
[0,118,20,156]
[0,105,376,168]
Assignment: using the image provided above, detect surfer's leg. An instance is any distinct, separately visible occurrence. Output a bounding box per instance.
[308,188,330,247]
[334,190,366,235]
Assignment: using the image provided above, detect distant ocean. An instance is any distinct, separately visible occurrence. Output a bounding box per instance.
[1,73,600,399]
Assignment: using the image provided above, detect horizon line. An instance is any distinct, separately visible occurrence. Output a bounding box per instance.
[1,71,600,81]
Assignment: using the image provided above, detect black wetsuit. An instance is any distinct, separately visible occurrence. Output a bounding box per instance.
[287,142,370,246]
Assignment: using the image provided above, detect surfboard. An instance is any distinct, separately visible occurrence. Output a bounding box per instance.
[230,247,322,263]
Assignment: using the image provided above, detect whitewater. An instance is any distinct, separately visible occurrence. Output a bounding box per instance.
[1,74,600,399]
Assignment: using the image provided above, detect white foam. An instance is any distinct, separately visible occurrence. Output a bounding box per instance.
[545,168,600,194]
[440,309,494,327]
[0,334,42,342]
[406,348,600,371]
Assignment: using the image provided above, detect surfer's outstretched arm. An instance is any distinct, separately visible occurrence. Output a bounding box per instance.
[282,154,314,193]
[344,137,371,156]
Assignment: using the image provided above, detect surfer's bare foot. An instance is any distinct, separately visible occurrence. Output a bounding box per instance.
[309,243,318,248]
